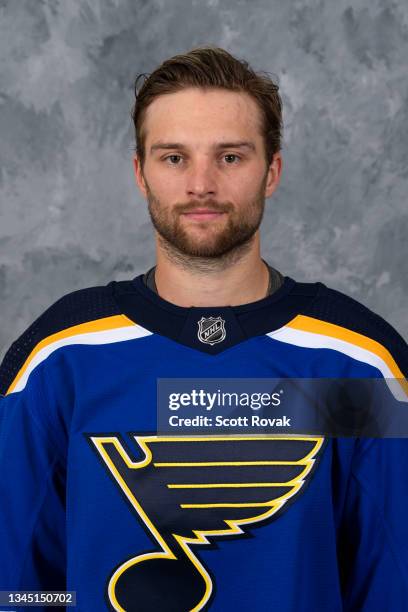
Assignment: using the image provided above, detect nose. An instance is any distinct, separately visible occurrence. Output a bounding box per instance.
[185,157,217,198]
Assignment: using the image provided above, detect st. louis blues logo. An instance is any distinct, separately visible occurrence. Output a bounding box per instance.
[197,316,226,345]
[87,434,325,611]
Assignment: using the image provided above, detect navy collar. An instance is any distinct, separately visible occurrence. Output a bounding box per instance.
[110,274,321,354]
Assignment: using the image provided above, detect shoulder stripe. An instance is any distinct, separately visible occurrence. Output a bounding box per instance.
[268,314,408,401]
[7,315,152,395]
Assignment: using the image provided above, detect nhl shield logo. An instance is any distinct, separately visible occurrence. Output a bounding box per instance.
[197,316,226,345]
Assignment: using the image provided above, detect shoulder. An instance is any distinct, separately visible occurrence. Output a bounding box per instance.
[296,279,408,377]
[0,281,122,396]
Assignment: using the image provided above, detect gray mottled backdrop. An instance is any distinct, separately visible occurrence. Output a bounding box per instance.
[1,0,407,359]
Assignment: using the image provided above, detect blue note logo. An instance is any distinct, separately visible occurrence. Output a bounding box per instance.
[87,434,325,611]
[197,316,226,345]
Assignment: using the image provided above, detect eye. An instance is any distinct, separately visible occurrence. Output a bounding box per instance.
[163,154,183,165]
[223,154,241,164]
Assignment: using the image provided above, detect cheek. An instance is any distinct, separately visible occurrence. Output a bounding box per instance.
[224,177,258,203]
[221,165,265,195]
[147,169,184,200]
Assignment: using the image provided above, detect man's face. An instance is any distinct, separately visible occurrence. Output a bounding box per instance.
[134,87,281,258]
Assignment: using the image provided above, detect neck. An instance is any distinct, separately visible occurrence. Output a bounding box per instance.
[154,232,270,307]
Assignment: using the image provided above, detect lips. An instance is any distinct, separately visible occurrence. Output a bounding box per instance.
[182,208,226,220]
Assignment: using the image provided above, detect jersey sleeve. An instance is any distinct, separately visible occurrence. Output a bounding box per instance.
[338,437,408,610]
[0,284,116,606]
[0,361,67,596]
[338,326,408,610]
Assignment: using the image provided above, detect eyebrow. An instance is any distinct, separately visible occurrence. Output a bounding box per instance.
[150,141,256,153]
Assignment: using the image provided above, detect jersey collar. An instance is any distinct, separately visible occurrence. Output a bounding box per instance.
[110,273,320,354]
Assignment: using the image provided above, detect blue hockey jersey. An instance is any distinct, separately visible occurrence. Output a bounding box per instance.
[0,273,407,611]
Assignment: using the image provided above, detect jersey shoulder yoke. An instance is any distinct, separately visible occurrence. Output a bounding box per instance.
[0,282,124,396]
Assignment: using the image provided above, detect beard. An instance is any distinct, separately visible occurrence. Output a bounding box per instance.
[144,173,268,260]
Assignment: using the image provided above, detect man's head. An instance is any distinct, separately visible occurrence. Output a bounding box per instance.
[132,46,283,263]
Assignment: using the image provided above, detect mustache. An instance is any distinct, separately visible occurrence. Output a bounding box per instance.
[175,201,233,214]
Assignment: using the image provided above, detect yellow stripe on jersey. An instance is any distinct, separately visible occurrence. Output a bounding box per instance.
[288,315,406,378]
[269,314,408,400]
[7,314,151,395]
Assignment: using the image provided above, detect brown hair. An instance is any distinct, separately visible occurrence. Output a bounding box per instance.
[132,45,283,168]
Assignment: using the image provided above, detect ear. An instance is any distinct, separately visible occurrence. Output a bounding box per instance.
[133,155,148,197]
[264,152,282,198]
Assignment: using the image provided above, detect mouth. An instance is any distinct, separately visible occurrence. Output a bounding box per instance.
[181,209,226,221]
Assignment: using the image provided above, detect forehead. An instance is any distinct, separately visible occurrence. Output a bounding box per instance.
[142,88,264,147]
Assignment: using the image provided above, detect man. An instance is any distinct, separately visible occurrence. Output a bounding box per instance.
[0,46,407,611]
